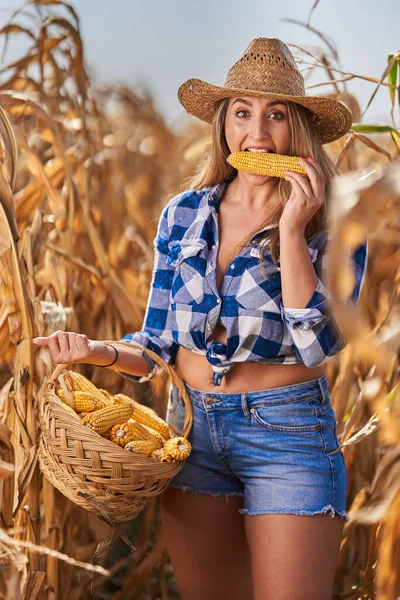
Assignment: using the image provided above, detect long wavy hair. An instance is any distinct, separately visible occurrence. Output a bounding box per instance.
[185,97,338,270]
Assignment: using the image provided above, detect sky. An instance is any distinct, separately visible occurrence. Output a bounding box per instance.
[0,0,398,131]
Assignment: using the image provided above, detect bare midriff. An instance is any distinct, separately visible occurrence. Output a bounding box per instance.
[174,323,325,393]
[173,181,325,393]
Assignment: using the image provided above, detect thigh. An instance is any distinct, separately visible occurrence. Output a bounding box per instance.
[245,513,344,600]
[160,487,253,600]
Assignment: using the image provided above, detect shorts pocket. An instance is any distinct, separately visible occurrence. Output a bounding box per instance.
[166,384,186,435]
[250,394,330,433]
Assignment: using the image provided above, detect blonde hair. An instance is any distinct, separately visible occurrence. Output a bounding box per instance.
[185,97,338,270]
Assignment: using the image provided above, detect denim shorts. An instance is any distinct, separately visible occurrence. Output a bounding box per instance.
[165,372,349,521]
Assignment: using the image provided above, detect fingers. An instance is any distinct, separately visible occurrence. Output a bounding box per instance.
[285,157,325,207]
[32,336,49,346]
[284,170,311,198]
[32,331,91,365]
[299,157,325,200]
[75,334,89,354]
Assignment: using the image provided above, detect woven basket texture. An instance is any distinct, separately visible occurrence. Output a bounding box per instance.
[38,341,193,524]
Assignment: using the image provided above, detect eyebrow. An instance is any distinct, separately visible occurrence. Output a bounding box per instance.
[231,98,287,108]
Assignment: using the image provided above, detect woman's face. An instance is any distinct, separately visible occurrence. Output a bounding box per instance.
[224,96,291,183]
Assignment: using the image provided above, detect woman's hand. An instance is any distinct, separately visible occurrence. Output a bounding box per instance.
[279,156,325,235]
[32,331,111,366]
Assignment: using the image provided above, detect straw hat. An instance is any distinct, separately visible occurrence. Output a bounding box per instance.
[178,38,353,145]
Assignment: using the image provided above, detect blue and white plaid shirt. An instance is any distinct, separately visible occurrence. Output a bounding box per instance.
[120,180,368,386]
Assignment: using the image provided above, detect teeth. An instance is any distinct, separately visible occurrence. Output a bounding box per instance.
[245,148,272,153]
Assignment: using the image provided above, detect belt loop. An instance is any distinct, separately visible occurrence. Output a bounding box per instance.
[241,392,251,419]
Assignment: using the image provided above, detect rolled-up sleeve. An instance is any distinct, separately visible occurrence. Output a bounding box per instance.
[118,201,179,383]
[280,233,368,367]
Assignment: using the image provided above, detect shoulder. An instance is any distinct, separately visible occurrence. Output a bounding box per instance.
[161,184,217,230]
[163,185,214,214]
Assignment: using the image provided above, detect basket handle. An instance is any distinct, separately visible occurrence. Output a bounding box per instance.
[45,341,193,439]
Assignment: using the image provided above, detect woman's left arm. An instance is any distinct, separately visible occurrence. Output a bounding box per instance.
[278,157,368,367]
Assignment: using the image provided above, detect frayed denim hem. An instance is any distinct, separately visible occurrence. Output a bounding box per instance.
[167,483,244,499]
[239,504,350,522]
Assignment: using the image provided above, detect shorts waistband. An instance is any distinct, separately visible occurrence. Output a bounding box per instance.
[183,372,329,406]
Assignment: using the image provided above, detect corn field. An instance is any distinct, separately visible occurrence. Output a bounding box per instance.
[0,1,398,598]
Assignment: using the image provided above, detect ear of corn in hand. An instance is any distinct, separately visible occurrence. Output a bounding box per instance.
[227,151,309,179]
[81,403,133,435]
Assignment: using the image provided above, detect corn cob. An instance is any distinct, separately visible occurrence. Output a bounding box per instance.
[128,420,164,447]
[127,419,164,447]
[114,395,170,440]
[74,391,106,412]
[125,440,160,456]
[226,151,309,179]
[150,447,172,462]
[109,422,137,447]
[163,437,192,461]
[56,387,75,409]
[78,412,91,420]
[66,372,113,405]
[81,403,133,435]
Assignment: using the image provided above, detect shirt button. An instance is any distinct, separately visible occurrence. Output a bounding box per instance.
[216,298,221,304]
[230,264,235,269]
[211,244,216,249]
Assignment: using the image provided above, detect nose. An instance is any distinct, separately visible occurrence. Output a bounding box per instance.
[249,113,272,142]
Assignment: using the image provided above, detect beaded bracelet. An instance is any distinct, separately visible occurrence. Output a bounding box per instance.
[98,343,119,368]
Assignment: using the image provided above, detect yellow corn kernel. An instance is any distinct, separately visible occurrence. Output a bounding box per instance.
[114,394,170,440]
[139,423,165,447]
[81,403,133,436]
[125,440,160,456]
[66,372,113,405]
[227,151,309,179]
[163,437,192,461]
[127,419,164,447]
[73,391,106,413]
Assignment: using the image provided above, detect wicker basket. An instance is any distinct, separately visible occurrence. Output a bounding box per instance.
[38,341,193,525]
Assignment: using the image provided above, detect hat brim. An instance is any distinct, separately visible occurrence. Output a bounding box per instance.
[178,78,353,145]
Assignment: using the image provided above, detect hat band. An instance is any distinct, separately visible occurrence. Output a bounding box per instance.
[223,73,305,97]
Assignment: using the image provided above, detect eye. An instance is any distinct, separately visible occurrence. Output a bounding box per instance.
[270,111,285,120]
[235,109,249,118]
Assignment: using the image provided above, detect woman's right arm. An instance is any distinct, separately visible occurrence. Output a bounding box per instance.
[32,331,151,379]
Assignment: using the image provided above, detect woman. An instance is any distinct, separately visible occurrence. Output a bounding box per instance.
[34,39,368,600]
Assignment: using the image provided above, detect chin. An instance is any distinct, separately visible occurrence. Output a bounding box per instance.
[243,172,276,184]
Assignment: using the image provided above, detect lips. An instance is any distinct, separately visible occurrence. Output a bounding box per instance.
[244,148,275,153]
